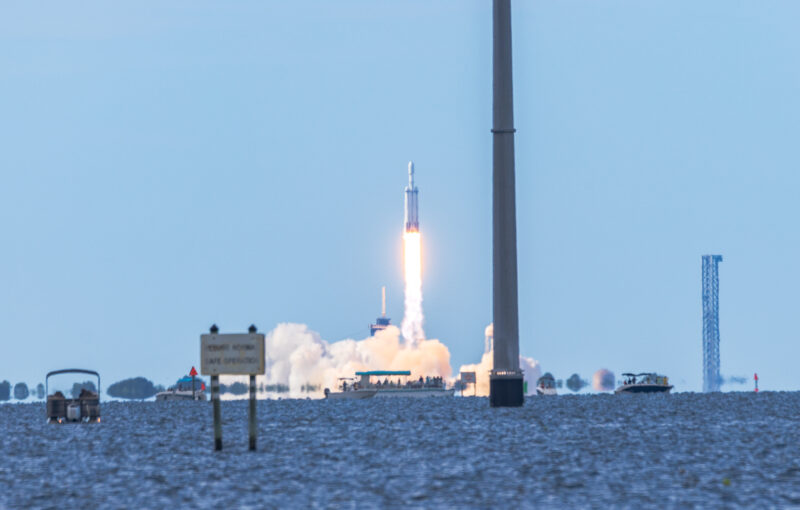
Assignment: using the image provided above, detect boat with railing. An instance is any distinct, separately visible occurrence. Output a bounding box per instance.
[615,372,673,394]
[46,369,101,424]
[324,370,454,399]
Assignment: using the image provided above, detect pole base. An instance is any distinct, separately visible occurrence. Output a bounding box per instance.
[489,373,524,407]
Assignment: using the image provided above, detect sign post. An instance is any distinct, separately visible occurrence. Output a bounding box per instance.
[247,326,258,451]
[201,324,265,451]
[212,372,222,450]
[249,375,257,450]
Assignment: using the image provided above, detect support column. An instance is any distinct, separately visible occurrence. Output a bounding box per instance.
[211,374,222,451]
[490,0,524,407]
[248,374,257,451]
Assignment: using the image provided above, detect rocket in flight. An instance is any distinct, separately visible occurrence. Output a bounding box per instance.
[404,161,419,233]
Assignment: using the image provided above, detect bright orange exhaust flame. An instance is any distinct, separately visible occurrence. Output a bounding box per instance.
[401,231,425,345]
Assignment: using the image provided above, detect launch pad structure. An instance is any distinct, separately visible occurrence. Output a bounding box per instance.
[702,255,722,392]
[490,0,524,407]
[370,286,391,336]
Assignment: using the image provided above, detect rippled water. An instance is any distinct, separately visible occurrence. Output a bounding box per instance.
[1,392,799,508]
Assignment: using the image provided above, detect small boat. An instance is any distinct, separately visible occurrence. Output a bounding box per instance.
[615,372,673,394]
[536,373,558,396]
[324,370,454,399]
[155,375,207,401]
[46,369,101,424]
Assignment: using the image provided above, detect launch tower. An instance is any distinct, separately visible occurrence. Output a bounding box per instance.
[489,0,524,407]
[702,255,722,392]
[370,286,391,336]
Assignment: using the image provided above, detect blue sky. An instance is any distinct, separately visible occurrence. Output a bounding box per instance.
[1,1,798,392]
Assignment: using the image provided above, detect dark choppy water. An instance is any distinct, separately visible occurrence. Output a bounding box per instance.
[1,392,799,508]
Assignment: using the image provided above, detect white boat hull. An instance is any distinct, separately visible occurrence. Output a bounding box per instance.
[536,387,557,396]
[155,390,207,401]
[325,388,454,399]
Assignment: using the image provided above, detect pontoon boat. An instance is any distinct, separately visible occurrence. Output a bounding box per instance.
[46,369,101,423]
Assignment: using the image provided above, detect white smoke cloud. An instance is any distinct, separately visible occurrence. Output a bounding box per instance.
[222,323,451,399]
[456,323,542,396]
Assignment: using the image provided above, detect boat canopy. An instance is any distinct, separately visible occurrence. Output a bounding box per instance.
[45,368,101,396]
[355,370,411,376]
[46,368,99,379]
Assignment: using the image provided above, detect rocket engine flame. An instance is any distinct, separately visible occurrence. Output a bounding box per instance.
[401,231,425,345]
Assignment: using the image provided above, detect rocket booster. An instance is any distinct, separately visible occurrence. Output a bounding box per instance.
[404,161,419,232]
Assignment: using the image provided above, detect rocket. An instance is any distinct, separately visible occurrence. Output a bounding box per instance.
[404,161,419,232]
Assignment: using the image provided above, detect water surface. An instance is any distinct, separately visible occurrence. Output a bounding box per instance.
[1,392,798,508]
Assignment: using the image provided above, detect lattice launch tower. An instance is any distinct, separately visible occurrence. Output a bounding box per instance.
[702,255,722,392]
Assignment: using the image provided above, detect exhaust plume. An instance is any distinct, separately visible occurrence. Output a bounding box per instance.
[456,323,541,396]
[401,231,425,345]
[221,323,450,399]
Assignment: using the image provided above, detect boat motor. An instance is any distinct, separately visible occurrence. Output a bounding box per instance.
[66,403,81,422]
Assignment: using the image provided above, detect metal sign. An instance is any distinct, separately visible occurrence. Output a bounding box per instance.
[461,371,476,384]
[200,333,265,376]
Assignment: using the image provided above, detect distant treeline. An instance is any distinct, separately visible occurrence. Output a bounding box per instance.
[0,376,324,401]
[107,377,164,400]
[0,381,45,401]
[566,374,589,392]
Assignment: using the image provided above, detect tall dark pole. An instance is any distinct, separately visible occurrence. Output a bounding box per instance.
[490,0,524,407]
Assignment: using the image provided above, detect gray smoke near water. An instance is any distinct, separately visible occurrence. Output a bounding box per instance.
[593,369,615,391]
